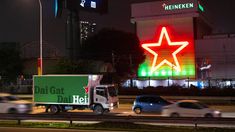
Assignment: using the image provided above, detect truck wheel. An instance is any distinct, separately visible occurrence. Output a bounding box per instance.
[49,105,60,114]
[93,105,104,115]
[8,108,18,114]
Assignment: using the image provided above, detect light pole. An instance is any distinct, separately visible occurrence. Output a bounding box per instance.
[38,0,43,75]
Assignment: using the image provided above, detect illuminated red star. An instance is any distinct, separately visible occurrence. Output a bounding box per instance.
[84,86,89,94]
[142,27,189,73]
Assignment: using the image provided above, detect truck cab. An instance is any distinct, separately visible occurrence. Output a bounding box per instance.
[92,85,119,114]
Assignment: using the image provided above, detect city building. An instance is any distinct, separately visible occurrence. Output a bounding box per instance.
[80,20,97,43]
[195,34,235,88]
[123,0,235,88]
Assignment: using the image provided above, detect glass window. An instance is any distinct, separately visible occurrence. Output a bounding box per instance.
[189,103,201,109]
[139,97,150,103]
[179,102,192,108]
[108,86,118,97]
[139,96,167,104]
[154,97,167,104]
[178,102,201,109]
[96,87,107,97]
[148,97,156,103]
[196,102,208,108]
[5,96,19,101]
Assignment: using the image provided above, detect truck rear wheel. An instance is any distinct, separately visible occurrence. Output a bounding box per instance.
[8,108,18,114]
[93,105,104,115]
[49,105,60,114]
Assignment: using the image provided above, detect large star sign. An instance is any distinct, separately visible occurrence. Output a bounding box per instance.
[142,27,189,73]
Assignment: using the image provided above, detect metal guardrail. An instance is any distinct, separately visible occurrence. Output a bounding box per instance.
[119,95,235,100]
[1,114,235,126]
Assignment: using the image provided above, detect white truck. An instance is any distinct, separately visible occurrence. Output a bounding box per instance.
[33,75,119,114]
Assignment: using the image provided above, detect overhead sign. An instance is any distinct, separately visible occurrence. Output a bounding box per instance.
[80,0,97,9]
[79,0,108,13]
[54,0,108,17]
[132,0,200,18]
[163,2,194,11]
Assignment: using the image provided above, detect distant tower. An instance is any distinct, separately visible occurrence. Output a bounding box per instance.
[80,21,97,44]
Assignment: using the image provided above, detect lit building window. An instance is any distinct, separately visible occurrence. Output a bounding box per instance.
[80,21,97,43]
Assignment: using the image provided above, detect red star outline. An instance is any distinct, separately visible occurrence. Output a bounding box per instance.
[142,27,189,73]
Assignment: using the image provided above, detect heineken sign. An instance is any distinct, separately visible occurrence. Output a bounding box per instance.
[131,0,200,18]
[163,3,194,11]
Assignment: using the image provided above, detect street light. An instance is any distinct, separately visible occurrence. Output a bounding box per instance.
[38,0,43,75]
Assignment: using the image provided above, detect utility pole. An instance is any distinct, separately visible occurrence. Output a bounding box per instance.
[38,0,43,75]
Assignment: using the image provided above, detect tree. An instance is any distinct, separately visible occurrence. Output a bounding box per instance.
[55,58,107,74]
[81,28,145,82]
[0,42,23,83]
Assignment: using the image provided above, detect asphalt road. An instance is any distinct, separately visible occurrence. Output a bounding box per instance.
[32,104,235,118]
[0,127,121,132]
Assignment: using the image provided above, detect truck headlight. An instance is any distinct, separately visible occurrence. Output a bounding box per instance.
[17,104,27,109]
[110,103,114,107]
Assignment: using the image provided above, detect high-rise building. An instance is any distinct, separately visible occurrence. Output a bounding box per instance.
[80,21,97,43]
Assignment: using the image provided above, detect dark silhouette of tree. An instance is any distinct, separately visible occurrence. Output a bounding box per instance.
[0,42,23,83]
[81,28,145,81]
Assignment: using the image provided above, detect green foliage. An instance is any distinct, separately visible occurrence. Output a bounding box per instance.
[0,42,23,82]
[55,59,78,74]
[81,28,145,81]
[55,58,108,74]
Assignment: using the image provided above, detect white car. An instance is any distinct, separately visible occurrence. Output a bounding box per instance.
[162,100,221,118]
[0,93,32,114]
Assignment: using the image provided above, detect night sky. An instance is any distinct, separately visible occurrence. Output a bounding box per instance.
[0,0,235,55]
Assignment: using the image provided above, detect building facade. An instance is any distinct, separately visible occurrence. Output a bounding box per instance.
[80,20,97,43]
[124,0,235,88]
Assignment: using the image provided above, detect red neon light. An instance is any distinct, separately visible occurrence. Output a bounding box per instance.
[141,27,189,73]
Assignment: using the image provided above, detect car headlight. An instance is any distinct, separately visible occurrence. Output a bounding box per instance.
[214,110,220,114]
[17,104,27,109]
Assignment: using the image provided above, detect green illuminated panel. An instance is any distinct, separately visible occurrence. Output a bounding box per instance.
[138,62,195,79]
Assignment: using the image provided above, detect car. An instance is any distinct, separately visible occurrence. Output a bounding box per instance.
[0,93,32,114]
[132,95,171,114]
[162,100,221,118]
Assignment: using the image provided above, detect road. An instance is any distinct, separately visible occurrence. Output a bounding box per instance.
[1,95,233,130]
[32,104,235,118]
[0,127,121,132]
